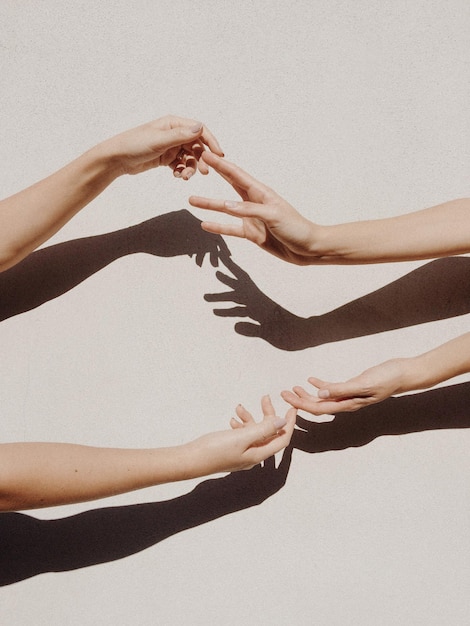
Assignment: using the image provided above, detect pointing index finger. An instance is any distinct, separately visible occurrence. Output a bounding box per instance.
[201,152,267,193]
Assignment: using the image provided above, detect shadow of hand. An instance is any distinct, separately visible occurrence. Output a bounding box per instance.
[190,444,293,512]
[132,209,231,267]
[0,447,293,586]
[292,381,470,454]
[204,257,308,350]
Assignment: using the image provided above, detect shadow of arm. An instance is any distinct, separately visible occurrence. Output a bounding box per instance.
[292,382,470,453]
[0,447,291,586]
[206,257,470,351]
[0,210,230,322]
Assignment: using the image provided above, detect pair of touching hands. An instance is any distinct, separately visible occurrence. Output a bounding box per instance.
[110,116,403,418]
[187,153,414,416]
[100,116,297,460]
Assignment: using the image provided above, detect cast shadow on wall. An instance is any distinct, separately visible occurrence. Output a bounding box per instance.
[205,255,470,351]
[2,380,470,587]
[0,209,230,322]
[2,209,470,585]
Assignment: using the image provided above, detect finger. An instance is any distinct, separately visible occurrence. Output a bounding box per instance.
[195,251,204,267]
[189,195,231,213]
[209,248,218,267]
[261,394,276,418]
[311,380,366,401]
[281,390,350,416]
[248,409,296,458]
[256,414,287,440]
[157,124,205,152]
[201,221,246,239]
[235,322,262,338]
[190,195,269,221]
[213,306,248,318]
[170,151,187,178]
[172,163,185,178]
[263,454,276,470]
[280,390,319,412]
[292,385,314,399]
[307,376,328,389]
[180,155,198,180]
[230,416,244,430]
[217,238,232,261]
[236,404,255,424]
[199,126,224,156]
[201,152,266,194]
[214,270,238,289]
[204,290,238,303]
[187,140,205,162]
[277,438,294,477]
[219,255,247,278]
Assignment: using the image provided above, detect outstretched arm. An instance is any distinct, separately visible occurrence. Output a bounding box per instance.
[0,397,296,511]
[282,333,470,414]
[0,115,223,272]
[189,152,470,265]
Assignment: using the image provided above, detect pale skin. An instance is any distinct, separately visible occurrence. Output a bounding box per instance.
[0,114,223,272]
[0,398,296,511]
[0,117,295,510]
[189,152,470,414]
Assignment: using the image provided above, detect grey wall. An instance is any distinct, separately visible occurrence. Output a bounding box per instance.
[1,1,469,624]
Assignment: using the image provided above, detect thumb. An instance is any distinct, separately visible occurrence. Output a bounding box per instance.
[310,378,364,400]
[249,415,287,444]
[156,122,203,151]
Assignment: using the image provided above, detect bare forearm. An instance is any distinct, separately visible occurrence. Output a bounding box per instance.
[0,406,294,511]
[0,442,192,511]
[0,146,119,272]
[310,198,470,264]
[400,332,470,393]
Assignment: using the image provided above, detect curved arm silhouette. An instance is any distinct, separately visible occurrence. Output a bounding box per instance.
[0,209,230,322]
[0,448,292,587]
[205,256,470,351]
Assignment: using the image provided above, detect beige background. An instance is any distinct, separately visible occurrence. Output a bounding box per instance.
[1,1,469,624]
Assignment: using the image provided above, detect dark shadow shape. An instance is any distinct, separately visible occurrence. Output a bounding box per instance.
[0,448,292,587]
[293,381,470,453]
[205,256,470,351]
[0,209,230,322]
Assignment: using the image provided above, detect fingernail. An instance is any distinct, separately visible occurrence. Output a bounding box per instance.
[318,389,330,399]
[225,201,239,208]
[273,416,287,429]
[191,122,203,133]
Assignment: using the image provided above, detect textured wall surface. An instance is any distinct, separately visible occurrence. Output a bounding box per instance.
[1,2,469,624]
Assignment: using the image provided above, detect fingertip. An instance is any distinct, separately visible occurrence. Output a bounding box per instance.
[190,122,203,134]
[318,389,330,399]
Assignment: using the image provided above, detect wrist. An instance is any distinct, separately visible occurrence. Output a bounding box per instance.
[85,140,128,180]
[398,355,436,393]
[305,224,340,263]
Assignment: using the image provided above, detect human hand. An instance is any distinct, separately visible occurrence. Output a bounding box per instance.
[188,396,296,475]
[281,359,408,415]
[188,153,318,265]
[204,256,309,349]
[131,209,231,267]
[98,115,224,179]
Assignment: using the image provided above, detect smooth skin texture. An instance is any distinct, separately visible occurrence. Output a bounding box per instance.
[0,115,223,272]
[0,118,296,510]
[190,152,470,414]
[0,398,296,511]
